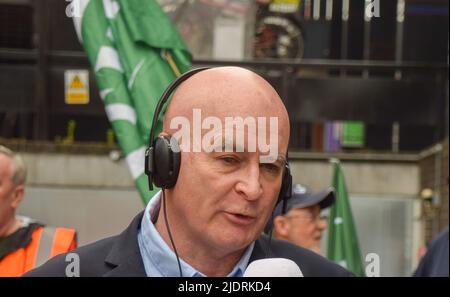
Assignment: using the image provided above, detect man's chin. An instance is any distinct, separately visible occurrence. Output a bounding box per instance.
[211,228,256,252]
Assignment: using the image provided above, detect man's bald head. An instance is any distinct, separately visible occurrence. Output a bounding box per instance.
[154,68,292,269]
[162,67,290,155]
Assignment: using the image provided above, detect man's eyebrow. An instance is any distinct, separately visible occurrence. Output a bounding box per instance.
[275,155,287,164]
[277,155,287,163]
[260,155,286,164]
[209,136,245,152]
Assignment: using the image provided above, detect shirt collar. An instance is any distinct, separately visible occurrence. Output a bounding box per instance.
[140,191,254,277]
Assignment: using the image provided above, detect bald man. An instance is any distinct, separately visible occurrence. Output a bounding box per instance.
[26,67,351,277]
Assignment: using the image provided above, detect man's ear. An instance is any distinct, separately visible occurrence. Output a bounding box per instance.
[273,215,290,237]
[11,185,24,209]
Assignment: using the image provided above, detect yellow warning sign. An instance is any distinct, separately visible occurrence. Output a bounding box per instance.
[70,75,85,89]
[65,70,89,104]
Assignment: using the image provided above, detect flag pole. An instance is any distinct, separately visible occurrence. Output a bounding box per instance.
[163,49,182,78]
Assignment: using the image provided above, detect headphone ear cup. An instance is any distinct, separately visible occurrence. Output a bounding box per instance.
[152,136,181,189]
[277,164,292,206]
[169,136,181,187]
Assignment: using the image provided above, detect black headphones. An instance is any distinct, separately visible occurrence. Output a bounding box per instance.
[144,67,292,209]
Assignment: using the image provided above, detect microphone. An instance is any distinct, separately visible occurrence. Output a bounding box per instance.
[243,258,304,277]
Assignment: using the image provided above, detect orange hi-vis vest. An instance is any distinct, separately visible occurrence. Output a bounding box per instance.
[0,226,76,277]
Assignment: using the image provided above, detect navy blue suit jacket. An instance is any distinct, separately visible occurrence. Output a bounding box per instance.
[25,211,353,277]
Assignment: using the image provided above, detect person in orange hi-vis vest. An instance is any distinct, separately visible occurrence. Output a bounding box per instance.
[0,145,77,277]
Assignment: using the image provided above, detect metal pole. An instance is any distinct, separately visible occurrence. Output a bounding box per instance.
[325,0,333,21]
[313,0,321,21]
[363,0,372,79]
[395,0,406,80]
[340,0,349,76]
[33,0,49,140]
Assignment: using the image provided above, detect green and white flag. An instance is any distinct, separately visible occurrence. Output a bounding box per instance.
[327,159,365,276]
[71,0,191,204]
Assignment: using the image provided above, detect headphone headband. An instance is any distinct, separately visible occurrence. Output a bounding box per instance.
[145,67,291,210]
[148,67,210,148]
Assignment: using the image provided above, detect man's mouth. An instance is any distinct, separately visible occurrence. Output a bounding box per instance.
[224,212,256,225]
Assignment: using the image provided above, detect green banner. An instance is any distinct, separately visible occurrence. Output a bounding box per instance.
[73,0,191,204]
[327,160,365,276]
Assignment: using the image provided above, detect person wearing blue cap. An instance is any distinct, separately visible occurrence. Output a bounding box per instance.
[266,184,335,254]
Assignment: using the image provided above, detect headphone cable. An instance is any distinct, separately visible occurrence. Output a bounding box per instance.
[162,189,183,277]
[266,164,290,259]
[265,211,275,258]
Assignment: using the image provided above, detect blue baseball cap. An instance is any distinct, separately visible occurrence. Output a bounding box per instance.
[265,184,335,232]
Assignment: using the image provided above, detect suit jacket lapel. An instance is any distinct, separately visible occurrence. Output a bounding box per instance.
[103,211,147,277]
[101,212,271,276]
[249,234,271,263]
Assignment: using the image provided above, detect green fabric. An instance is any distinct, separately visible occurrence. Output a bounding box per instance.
[327,160,365,276]
[77,0,191,204]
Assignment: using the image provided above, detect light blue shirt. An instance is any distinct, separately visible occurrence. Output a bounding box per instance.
[137,191,255,277]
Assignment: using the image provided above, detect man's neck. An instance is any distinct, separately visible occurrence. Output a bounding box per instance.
[154,209,245,277]
[0,216,20,238]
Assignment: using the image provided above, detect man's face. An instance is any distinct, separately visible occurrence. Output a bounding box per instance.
[0,154,20,227]
[161,67,290,259]
[275,205,328,253]
[170,131,288,256]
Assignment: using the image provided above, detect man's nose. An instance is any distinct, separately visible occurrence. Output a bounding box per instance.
[235,164,263,201]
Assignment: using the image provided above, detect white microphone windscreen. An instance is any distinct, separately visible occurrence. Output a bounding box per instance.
[243,258,303,277]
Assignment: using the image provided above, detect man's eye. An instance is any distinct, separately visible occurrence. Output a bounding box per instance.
[261,163,281,173]
[220,156,238,165]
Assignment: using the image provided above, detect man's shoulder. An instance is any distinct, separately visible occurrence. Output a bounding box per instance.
[255,236,354,277]
[413,227,449,277]
[24,235,118,277]
[24,211,148,277]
